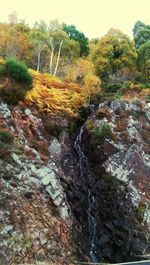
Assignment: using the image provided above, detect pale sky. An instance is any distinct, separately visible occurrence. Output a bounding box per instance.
[0,0,150,39]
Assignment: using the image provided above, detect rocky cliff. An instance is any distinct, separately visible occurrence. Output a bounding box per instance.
[0,102,75,265]
[0,97,150,264]
[67,99,150,263]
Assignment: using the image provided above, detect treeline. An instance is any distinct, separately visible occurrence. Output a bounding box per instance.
[90,21,150,82]
[0,13,89,77]
[0,12,150,83]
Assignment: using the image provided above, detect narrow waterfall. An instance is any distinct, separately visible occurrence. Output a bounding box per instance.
[74,106,98,262]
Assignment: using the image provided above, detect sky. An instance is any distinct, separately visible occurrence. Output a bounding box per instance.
[0,0,150,39]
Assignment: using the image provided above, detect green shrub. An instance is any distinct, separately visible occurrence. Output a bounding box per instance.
[4,58,32,86]
[102,82,122,93]
[113,91,123,100]
[122,81,132,89]
[0,129,14,143]
[0,58,33,104]
[85,120,113,144]
[0,129,14,159]
[96,123,113,140]
[140,82,150,89]
[0,64,5,77]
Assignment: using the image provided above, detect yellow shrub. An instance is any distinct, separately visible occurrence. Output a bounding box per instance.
[25,70,99,118]
[83,73,101,90]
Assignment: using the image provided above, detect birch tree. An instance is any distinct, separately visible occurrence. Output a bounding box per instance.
[46,20,68,75]
[30,21,47,71]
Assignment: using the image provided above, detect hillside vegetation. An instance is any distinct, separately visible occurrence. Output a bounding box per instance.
[0,15,150,111]
[0,13,150,265]
[25,69,99,118]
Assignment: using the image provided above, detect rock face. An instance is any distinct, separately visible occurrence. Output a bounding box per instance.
[63,100,150,263]
[0,101,73,265]
[0,98,150,264]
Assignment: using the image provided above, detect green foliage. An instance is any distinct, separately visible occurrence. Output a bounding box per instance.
[4,58,32,85]
[137,40,150,80]
[133,21,150,49]
[0,129,14,159]
[113,91,123,100]
[78,105,91,121]
[62,38,80,60]
[112,81,134,99]
[0,129,14,143]
[89,29,137,79]
[0,58,33,104]
[133,21,150,80]
[63,23,89,56]
[102,82,122,93]
[133,21,146,38]
[122,80,132,89]
[8,234,32,252]
[0,64,5,77]
[142,83,150,88]
[135,28,150,50]
[97,123,113,140]
[85,120,113,144]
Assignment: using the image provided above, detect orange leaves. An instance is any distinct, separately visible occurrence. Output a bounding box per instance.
[25,70,93,118]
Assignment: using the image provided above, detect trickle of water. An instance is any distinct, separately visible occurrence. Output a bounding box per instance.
[88,189,98,262]
[74,105,98,262]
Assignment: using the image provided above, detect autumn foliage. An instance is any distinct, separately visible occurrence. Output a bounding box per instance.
[25,70,99,118]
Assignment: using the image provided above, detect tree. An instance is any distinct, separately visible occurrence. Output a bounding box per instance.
[30,22,47,71]
[133,21,150,80]
[133,21,146,38]
[64,57,100,93]
[89,29,137,79]
[61,38,80,62]
[46,20,69,75]
[0,24,30,61]
[138,40,150,79]
[133,21,150,50]
[63,23,89,56]
[135,28,150,50]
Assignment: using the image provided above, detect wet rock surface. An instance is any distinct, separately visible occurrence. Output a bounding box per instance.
[63,100,150,263]
[0,98,150,264]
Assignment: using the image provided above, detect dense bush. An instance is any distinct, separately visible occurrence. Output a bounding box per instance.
[122,81,132,89]
[0,129,14,159]
[91,123,113,143]
[102,82,122,93]
[0,58,33,104]
[0,129,14,143]
[4,58,32,86]
[83,74,100,89]
[85,120,113,144]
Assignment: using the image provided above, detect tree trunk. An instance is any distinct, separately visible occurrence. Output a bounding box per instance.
[37,48,42,71]
[49,47,54,74]
[54,40,63,76]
